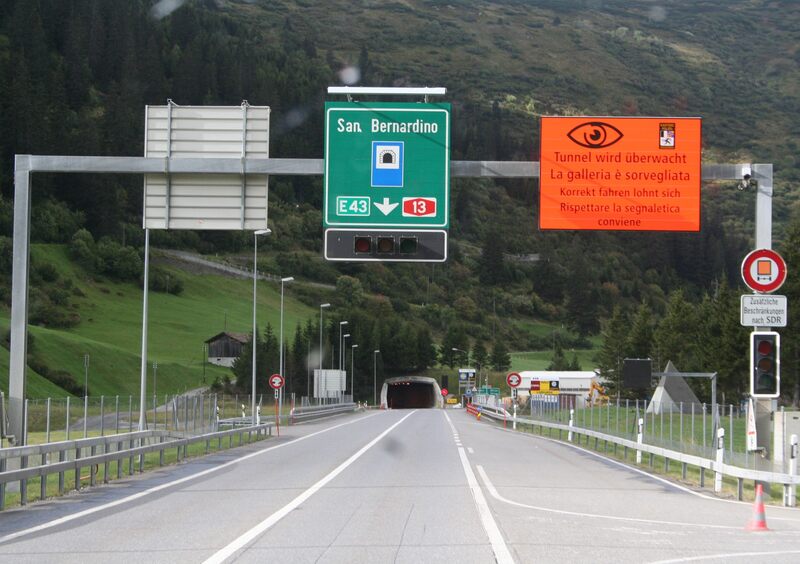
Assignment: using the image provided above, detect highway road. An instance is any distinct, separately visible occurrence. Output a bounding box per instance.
[1,408,800,563]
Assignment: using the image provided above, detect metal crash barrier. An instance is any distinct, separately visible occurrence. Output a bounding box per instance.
[472,407,800,507]
[290,403,357,424]
[0,423,271,510]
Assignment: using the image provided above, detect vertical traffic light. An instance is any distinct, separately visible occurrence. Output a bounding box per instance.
[750,331,780,398]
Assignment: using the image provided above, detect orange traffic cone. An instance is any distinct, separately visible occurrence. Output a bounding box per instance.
[746,484,769,531]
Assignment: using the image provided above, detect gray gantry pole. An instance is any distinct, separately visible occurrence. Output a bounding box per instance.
[138,228,150,431]
[8,156,32,445]
[753,164,775,473]
[5,155,761,445]
[251,229,270,424]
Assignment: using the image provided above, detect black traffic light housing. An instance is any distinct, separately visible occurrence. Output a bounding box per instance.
[325,229,446,262]
[750,331,780,398]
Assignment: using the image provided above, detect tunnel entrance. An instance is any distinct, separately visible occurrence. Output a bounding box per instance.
[385,380,438,409]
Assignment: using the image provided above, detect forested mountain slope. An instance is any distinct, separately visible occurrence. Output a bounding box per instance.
[1,0,799,401]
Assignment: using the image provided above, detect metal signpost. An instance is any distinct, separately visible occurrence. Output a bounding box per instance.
[323,88,450,261]
[458,368,476,401]
[269,374,284,436]
[739,240,786,469]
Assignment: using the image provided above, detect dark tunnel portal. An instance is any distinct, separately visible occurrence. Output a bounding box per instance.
[386,381,436,409]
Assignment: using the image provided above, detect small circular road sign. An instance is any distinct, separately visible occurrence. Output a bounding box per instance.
[742,249,787,293]
[268,374,285,390]
[506,372,522,388]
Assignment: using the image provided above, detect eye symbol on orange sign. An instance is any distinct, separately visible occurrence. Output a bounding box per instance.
[567,121,624,149]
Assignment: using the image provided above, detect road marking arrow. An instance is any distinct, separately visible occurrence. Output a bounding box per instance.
[374,198,398,215]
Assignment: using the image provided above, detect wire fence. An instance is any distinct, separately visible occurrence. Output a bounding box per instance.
[4,392,356,447]
[12,393,282,446]
[521,397,780,473]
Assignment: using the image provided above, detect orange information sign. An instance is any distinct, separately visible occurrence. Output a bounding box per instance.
[539,117,702,231]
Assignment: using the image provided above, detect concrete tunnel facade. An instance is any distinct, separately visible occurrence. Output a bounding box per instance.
[381,376,443,409]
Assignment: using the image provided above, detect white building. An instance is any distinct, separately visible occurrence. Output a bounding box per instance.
[517,371,599,408]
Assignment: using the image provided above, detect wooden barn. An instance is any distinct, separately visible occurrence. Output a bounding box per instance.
[205,332,250,367]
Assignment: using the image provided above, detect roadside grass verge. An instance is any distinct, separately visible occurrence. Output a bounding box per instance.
[1,428,271,510]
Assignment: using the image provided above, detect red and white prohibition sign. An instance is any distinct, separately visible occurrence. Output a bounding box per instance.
[268,374,285,390]
[506,372,522,388]
[741,248,787,293]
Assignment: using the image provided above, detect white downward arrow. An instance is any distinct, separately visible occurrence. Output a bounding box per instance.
[374,197,398,215]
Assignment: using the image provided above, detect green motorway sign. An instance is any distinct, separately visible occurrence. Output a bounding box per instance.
[324,101,450,228]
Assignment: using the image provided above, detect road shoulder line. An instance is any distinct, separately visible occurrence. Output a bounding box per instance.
[475,465,737,530]
[444,411,514,564]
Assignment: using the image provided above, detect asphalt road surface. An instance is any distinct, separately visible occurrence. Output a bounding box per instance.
[1,409,799,563]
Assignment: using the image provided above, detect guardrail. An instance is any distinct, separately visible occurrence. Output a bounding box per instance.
[475,408,800,507]
[0,423,271,511]
[290,402,356,424]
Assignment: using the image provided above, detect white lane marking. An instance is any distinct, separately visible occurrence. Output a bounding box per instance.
[444,411,514,564]
[0,412,383,545]
[203,410,417,564]
[476,465,738,530]
[647,549,800,563]
[511,428,800,518]
[457,449,515,564]
[468,447,474,454]
[443,411,457,434]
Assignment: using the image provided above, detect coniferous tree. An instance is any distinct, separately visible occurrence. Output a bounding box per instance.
[290,322,305,396]
[440,324,469,368]
[472,341,488,373]
[627,302,654,359]
[597,306,629,395]
[546,339,570,371]
[696,279,748,400]
[232,329,259,392]
[567,352,582,371]
[653,290,699,372]
[490,340,511,372]
[415,326,437,371]
[564,243,601,337]
[478,228,507,285]
[261,323,280,386]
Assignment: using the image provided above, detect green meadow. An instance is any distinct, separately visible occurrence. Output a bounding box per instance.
[2,245,317,398]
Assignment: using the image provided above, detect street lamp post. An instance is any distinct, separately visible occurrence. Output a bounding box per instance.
[373,350,380,406]
[338,321,348,371]
[451,347,466,366]
[279,276,294,413]
[252,229,271,424]
[319,303,330,402]
[342,334,350,400]
[452,347,466,395]
[351,344,359,401]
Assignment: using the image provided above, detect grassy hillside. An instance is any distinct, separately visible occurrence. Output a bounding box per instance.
[0,344,74,398]
[2,245,318,398]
